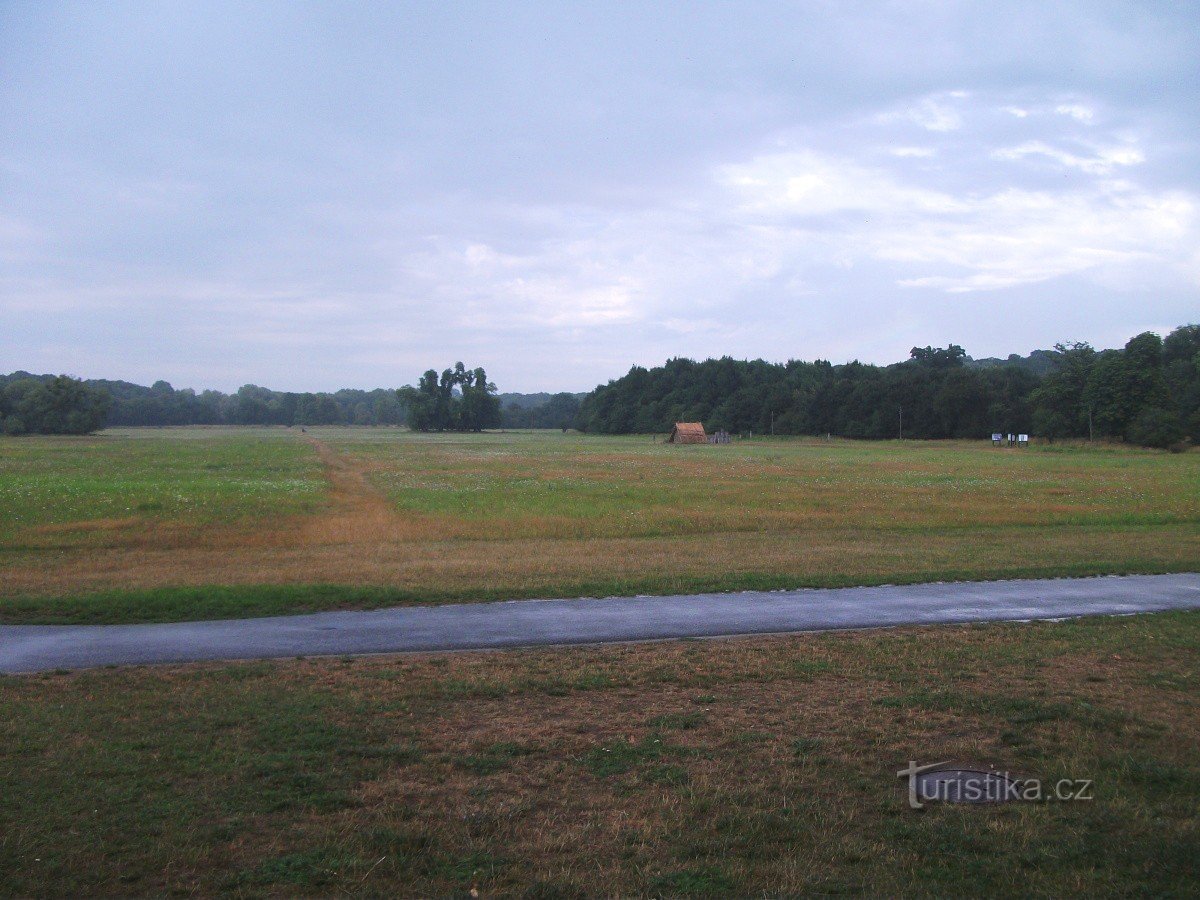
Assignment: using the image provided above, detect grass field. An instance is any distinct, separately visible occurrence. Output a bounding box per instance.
[3,428,1198,896]
[1,427,1197,623]
[1,611,1196,895]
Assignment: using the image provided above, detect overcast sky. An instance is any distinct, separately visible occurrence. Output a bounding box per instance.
[2,1,1198,393]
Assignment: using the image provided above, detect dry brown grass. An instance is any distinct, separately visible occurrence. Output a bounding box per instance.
[249,622,1199,894]
[296,435,421,545]
[4,517,1197,601]
[4,613,1196,895]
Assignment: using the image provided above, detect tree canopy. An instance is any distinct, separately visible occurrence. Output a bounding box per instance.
[397,363,502,432]
[0,375,110,435]
[575,324,1200,448]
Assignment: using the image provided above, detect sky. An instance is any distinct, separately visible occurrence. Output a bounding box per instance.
[1,1,1198,394]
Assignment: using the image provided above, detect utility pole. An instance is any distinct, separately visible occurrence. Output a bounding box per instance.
[1088,407,1094,442]
[898,405,903,440]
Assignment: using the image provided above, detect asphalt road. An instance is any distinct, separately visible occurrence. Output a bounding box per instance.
[3,573,1199,673]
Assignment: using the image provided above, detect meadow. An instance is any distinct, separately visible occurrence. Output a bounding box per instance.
[0,426,1197,623]
[3,427,1198,897]
[1,611,1196,894]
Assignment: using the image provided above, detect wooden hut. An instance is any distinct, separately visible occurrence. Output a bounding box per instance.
[668,422,707,444]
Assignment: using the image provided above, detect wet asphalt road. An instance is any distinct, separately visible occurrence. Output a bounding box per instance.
[2,573,1198,673]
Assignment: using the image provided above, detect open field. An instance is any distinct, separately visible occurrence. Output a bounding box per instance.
[1,427,1197,624]
[1,611,1197,895]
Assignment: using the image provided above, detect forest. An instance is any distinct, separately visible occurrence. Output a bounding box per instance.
[3,324,1197,446]
[575,325,1200,448]
[0,376,408,433]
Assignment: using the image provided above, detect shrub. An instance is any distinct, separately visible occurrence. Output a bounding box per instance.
[1126,407,1184,449]
[1128,408,1185,451]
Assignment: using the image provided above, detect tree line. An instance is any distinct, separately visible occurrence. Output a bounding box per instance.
[0,367,558,435]
[1030,328,1200,447]
[500,392,582,430]
[575,325,1200,448]
[4,324,1197,446]
[0,374,409,433]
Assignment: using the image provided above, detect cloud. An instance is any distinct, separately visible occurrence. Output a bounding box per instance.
[991,140,1144,174]
[718,153,1193,293]
[1055,103,1095,123]
[877,92,967,132]
[395,88,1197,339]
[278,89,1200,367]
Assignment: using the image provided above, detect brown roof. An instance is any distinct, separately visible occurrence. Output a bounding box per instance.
[668,422,707,444]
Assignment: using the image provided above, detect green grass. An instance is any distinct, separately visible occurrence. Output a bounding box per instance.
[453,741,537,775]
[334,429,1200,537]
[0,427,323,539]
[1,611,1196,895]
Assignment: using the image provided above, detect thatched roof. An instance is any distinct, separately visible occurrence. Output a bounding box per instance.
[668,422,707,444]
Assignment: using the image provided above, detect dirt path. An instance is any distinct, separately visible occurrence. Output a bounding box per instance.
[299,436,406,545]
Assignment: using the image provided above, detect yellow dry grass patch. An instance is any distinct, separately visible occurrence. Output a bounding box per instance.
[33,516,145,535]
[3,516,1197,601]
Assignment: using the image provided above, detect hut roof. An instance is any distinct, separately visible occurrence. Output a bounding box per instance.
[669,422,707,444]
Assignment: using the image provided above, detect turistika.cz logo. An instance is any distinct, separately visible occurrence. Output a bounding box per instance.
[897,761,1094,809]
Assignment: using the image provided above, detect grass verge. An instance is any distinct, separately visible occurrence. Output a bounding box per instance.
[2,554,1198,624]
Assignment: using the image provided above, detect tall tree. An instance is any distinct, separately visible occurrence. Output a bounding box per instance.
[397,363,501,432]
[1031,341,1096,440]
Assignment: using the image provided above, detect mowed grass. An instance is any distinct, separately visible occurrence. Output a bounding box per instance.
[0,427,1197,624]
[337,429,1200,537]
[1,612,1196,895]
[0,427,324,540]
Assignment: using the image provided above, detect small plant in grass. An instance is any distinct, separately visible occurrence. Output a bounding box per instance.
[732,730,771,744]
[237,848,364,888]
[521,880,588,899]
[571,672,616,691]
[1000,729,1029,747]
[791,737,823,758]
[583,734,669,777]
[647,711,705,730]
[454,741,535,775]
[356,742,424,765]
[647,866,738,895]
[789,659,833,680]
[644,764,690,786]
